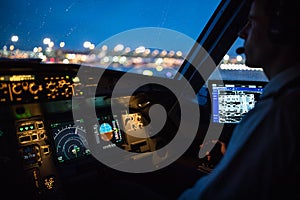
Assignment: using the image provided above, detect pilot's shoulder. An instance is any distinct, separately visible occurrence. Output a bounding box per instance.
[275,86,300,113]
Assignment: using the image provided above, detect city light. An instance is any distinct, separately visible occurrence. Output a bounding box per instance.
[89,44,95,50]
[114,44,124,52]
[11,35,19,42]
[223,54,229,61]
[43,38,51,45]
[236,55,243,62]
[1,34,246,79]
[135,46,146,54]
[83,41,91,49]
[48,41,54,48]
[60,42,65,48]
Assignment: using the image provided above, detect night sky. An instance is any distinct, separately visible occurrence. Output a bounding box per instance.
[1,0,242,56]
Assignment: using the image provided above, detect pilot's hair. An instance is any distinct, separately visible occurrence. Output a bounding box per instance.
[260,0,300,43]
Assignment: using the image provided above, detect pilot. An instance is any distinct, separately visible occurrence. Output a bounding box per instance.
[179,0,300,199]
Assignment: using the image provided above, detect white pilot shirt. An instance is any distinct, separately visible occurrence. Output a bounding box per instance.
[179,65,300,200]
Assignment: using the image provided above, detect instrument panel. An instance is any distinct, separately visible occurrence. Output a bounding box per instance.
[0,61,172,199]
[0,74,81,103]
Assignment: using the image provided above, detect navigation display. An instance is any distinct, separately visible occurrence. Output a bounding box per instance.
[49,114,125,164]
[50,120,90,163]
[210,81,266,123]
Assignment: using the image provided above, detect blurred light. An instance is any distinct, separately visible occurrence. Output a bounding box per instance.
[37,53,46,60]
[223,54,229,61]
[236,55,243,62]
[132,57,143,64]
[102,56,110,63]
[9,45,14,51]
[33,47,38,53]
[89,44,95,50]
[114,44,124,52]
[166,71,173,78]
[11,35,18,42]
[60,42,65,48]
[98,51,106,58]
[119,56,127,64]
[160,50,167,57]
[43,38,51,45]
[135,46,145,54]
[124,47,131,53]
[73,77,80,82]
[38,52,44,58]
[83,41,91,48]
[155,58,163,65]
[48,41,54,48]
[63,59,70,64]
[156,66,163,72]
[80,55,87,62]
[142,70,153,76]
[220,63,263,71]
[144,49,151,56]
[41,55,47,62]
[66,54,76,59]
[102,45,108,51]
[112,56,119,62]
[176,51,182,57]
[168,50,175,57]
[152,50,159,56]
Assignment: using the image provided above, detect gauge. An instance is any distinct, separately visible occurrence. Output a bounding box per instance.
[51,122,90,163]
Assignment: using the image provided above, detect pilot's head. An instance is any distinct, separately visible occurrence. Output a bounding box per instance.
[238,0,300,78]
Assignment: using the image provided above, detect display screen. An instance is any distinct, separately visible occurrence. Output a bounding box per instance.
[93,114,124,149]
[20,145,40,166]
[210,81,266,123]
[50,120,90,163]
[49,114,125,163]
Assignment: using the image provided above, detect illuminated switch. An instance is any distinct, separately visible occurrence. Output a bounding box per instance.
[41,145,50,155]
[44,176,55,190]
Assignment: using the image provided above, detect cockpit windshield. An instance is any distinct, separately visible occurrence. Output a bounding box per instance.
[1,0,222,78]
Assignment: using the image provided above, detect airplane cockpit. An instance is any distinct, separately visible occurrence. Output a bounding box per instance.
[1,0,271,199]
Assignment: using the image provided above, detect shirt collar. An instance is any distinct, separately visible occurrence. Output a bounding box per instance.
[260,66,300,99]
